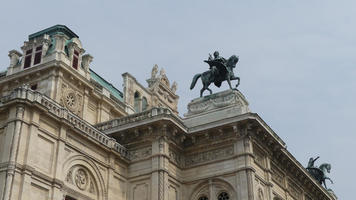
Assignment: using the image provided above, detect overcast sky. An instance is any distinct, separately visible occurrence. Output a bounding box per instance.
[0,0,354,199]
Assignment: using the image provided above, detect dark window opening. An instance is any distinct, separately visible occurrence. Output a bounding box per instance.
[198,196,208,200]
[72,56,78,69]
[33,45,42,65]
[72,50,79,69]
[24,55,32,68]
[65,196,76,200]
[134,91,141,112]
[218,192,229,200]
[24,48,33,69]
[26,49,33,55]
[30,84,37,90]
[34,52,41,65]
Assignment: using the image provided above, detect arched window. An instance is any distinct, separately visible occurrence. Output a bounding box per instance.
[142,97,148,111]
[198,196,208,200]
[134,91,141,112]
[218,192,229,200]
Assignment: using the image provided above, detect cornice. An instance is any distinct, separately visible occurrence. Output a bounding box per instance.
[0,87,130,161]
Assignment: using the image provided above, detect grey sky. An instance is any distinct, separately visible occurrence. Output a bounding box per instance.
[0,0,355,199]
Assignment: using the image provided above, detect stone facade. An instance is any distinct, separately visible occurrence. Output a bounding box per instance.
[0,25,336,200]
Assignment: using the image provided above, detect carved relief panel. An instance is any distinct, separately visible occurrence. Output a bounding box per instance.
[65,165,97,195]
[60,83,83,116]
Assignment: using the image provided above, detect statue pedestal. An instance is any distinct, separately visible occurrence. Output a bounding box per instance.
[183,90,250,128]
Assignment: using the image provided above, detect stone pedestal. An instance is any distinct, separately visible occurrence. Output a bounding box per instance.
[183,89,250,128]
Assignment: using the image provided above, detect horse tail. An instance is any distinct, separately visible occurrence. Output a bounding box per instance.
[190,73,201,90]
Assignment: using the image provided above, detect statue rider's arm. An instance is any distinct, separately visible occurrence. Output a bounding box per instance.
[208,54,213,61]
[313,156,320,162]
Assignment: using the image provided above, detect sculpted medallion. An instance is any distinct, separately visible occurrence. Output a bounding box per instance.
[75,168,88,190]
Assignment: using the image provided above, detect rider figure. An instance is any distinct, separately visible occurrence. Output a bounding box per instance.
[208,51,226,64]
[307,156,320,168]
[208,51,228,77]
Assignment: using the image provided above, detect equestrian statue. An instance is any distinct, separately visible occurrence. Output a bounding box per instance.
[190,51,240,97]
[306,156,334,189]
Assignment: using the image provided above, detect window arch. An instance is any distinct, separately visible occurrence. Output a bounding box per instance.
[190,179,235,200]
[134,91,141,112]
[217,192,229,200]
[198,196,208,200]
[142,97,148,111]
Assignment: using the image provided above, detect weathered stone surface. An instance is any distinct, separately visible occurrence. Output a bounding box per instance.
[184,89,250,128]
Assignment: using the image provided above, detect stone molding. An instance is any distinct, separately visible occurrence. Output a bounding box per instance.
[0,86,129,160]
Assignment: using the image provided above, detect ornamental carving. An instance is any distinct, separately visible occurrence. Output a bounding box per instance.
[185,146,234,167]
[65,165,96,194]
[129,146,152,161]
[186,90,249,117]
[271,164,285,187]
[169,149,184,167]
[60,84,83,115]
[253,146,265,168]
[75,168,88,190]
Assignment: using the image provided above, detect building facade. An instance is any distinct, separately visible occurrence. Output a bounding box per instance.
[0,25,336,200]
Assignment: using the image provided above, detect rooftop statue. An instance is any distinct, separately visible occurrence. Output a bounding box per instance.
[190,51,240,97]
[306,156,334,189]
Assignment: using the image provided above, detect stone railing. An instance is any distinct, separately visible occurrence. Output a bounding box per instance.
[0,86,129,160]
[96,107,174,131]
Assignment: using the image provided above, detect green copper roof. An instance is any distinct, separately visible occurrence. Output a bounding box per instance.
[90,69,123,101]
[29,25,79,40]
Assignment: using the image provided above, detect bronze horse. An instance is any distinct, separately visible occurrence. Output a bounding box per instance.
[190,55,240,97]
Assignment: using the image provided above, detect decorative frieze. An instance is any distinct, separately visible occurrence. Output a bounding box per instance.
[271,164,285,188]
[130,146,152,161]
[169,149,184,167]
[185,146,234,167]
[253,145,266,168]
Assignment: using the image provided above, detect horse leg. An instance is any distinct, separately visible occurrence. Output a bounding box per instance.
[207,88,212,95]
[235,77,240,88]
[200,88,205,97]
[226,76,233,90]
[323,180,328,189]
[325,177,334,184]
[230,76,240,88]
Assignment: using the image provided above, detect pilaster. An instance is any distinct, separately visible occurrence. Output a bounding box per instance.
[19,109,39,200]
[151,125,170,200]
[235,134,255,200]
[2,105,25,200]
[265,156,273,200]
